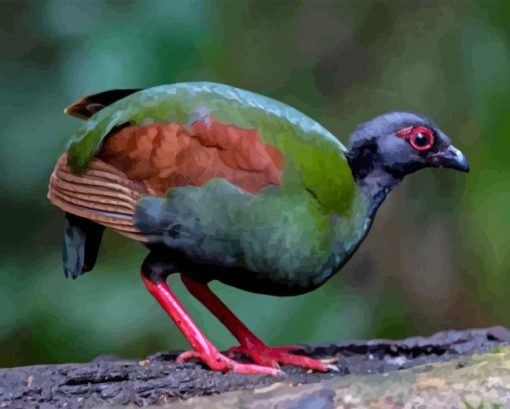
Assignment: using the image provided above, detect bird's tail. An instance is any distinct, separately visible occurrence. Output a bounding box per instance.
[48,88,145,278]
[62,213,104,279]
[48,154,148,277]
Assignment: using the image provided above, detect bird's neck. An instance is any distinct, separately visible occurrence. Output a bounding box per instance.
[313,183,390,289]
[345,145,402,202]
[354,168,401,201]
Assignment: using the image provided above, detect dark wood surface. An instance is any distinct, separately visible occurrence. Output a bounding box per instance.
[1,326,508,408]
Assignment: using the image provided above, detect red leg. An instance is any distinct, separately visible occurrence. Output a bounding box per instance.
[181,275,328,372]
[141,271,281,376]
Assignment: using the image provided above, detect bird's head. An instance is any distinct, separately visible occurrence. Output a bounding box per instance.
[346,112,469,199]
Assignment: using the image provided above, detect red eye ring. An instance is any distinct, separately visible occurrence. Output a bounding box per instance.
[396,126,434,151]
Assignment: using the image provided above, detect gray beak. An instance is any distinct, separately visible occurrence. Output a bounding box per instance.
[430,145,470,173]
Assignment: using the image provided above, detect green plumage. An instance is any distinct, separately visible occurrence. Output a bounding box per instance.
[67,82,355,216]
[65,82,374,294]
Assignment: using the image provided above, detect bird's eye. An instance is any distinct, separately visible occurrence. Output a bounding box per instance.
[396,126,434,151]
[411,132,430,149]
[409,128,434,151]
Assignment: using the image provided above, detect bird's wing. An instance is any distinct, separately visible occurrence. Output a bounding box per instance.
[65,83,355,215]
[50,103,285,242]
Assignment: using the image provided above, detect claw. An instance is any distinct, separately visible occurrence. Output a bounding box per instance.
[226,344,329,372]
[177,349,284,376]
[176,350,201,364]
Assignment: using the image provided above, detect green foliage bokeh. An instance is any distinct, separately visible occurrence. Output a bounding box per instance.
[0,0,508,367]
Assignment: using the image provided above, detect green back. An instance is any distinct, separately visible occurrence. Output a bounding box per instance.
[67,82,356,217]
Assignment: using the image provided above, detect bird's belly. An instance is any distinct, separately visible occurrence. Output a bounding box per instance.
[162,247,337,296]
[197,265,331,296]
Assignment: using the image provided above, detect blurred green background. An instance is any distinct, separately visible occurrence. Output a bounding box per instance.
[0,0,508,368]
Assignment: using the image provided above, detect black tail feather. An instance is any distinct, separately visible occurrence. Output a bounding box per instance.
[63,213,105,279]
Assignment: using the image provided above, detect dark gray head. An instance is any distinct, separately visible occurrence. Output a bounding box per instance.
[346,112,469,199]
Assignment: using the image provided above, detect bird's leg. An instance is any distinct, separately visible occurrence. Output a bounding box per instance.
[141,253,281,375]
[181,274,328,372]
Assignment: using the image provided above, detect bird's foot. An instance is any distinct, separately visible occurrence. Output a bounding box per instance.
[176,349,284,376]
[226,343,328,372]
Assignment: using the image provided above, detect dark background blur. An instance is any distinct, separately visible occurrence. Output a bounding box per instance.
[1,0,508,368]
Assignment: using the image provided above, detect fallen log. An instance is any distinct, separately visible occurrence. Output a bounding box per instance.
[0,327,509,408]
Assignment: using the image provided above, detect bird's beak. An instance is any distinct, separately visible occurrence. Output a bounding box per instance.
[429,145,470,173]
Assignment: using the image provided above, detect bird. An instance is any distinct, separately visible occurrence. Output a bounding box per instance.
[48,82,469,376]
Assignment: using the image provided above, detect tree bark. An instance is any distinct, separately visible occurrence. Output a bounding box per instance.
[0,327,509,408]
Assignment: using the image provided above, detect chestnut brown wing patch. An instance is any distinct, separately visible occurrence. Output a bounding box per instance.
[49,117,283,241]
[97,117,284,196]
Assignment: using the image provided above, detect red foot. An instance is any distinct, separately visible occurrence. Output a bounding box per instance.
[180,275,330,373]
[177,349,283,376]
[226,342,328,372]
